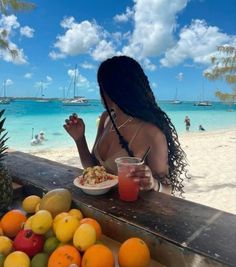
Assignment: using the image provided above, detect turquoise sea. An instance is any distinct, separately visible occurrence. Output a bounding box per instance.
[1,99,236,152]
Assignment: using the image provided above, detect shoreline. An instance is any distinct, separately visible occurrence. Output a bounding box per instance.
[9,127,236,215]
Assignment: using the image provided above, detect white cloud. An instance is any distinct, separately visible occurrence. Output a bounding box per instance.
[46,76,53,82]
[177,72,183,81]
[0,41,27,64]
[122,0,188,59]
[68,68,90,88]
[91,40,116,61]
[50,17,101,59]
[160,19,236,67]
[24,72,33,79]
[20,26,34,38]
[5,79,13,86]
[49,51,66,60]
[0,14,19,31]
[0,15,29,64]
[143,58,157,71]
[113,7,134,23]
[80,61,95,69]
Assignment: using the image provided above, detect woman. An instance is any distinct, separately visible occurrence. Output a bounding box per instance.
[64,56,189,195]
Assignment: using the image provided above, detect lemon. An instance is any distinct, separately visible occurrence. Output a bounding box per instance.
[73,223,96,252]
[52,212,69,233]
[43,236,60,254]
[23,215,34,230]
[31,252,49,267]
[68,208,83,221]
[22,195,41,214]
[55,215,80,243]
[4,251,30,267]
[31,210,53,234]
[0,236,12,256]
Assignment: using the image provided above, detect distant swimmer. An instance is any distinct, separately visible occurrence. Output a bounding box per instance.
[199,125,205,131]
[39,130,46,141]
[31,134,41,146]
[184,116,191,131]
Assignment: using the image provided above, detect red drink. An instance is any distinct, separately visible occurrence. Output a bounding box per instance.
[115,157,143,202]
[118,170,139,201]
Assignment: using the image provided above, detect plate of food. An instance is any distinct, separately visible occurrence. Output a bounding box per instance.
[73,166,118,195]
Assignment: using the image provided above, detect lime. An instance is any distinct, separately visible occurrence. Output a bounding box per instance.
[31,253,49,267]
[43,236,60,254]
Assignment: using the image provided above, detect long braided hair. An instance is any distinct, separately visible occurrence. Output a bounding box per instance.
[97,56,189,195]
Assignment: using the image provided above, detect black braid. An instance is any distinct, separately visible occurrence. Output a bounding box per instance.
[97,56,190,195]
[100,90,134,157]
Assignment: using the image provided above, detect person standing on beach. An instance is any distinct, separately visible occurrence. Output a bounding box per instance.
[184,116,191,131]
[64,56,189,195]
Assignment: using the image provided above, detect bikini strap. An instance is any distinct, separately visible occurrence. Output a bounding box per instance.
[128,122,144,148]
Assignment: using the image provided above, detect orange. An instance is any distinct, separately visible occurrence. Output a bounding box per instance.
[118,237,150,267]
[0,220,3,235]
[47,245,81,267]
[80,218,102,239]
[81,244,115,267]
[1,209,27,238]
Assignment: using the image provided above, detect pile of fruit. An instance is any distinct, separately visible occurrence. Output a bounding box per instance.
[0,188,151,267]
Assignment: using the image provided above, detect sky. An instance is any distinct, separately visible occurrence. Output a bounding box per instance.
[0,0,235,101]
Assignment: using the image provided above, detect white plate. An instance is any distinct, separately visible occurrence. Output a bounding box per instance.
[73,175,118,196]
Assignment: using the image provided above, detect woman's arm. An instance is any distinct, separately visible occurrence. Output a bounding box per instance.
[63,113,97,168]
[128,126,171,194]
[147,129,171,194]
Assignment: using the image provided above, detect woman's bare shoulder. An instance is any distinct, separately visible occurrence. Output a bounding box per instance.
[141,122,164,138]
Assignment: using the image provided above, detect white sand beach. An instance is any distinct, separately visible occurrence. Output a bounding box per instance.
[27,128,236,215]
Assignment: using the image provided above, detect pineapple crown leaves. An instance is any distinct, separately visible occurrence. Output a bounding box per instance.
[0,109,9,161]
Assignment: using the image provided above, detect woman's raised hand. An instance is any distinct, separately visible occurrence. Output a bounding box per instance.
[128,165,156,191]
[63,113,85,142]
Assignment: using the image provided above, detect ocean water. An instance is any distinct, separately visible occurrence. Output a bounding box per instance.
[1,99,236,152]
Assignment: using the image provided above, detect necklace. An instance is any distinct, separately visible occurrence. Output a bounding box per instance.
[110,117,133,132]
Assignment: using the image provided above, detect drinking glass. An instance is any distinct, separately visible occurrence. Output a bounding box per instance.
[115,157,143,201]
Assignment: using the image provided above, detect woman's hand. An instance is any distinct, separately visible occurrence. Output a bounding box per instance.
[128,164,156,191]
[63,113,85,142]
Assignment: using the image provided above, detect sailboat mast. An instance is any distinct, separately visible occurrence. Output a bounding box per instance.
[3,80,6,97]
[73,64,77,98]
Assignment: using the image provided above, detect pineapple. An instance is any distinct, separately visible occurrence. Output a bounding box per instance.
[0,109,13,211]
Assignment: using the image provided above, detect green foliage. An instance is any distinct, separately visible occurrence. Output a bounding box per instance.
[0,110,8,162]
[204,45,236,103]
[0,0,35,14]
[0,0,35,58]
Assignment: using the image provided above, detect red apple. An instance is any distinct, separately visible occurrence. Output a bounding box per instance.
[13,229,44,257]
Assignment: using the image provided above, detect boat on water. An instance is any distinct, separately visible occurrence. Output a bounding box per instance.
[171,99,182,104]
[35,81,51,103]
[194,79,213,107]
[0,98,11,104]
[0,80,11,104]
[62,65,90,106]
[62,96,90,106]
[194,101,212,106]
[171,88,182,104]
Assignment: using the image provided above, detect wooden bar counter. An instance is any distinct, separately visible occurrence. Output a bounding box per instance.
[3,151,236,267]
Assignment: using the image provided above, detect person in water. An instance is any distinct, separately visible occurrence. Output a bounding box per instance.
[199,125,205,131]
[64,56,189,195]
[184,116,191,131]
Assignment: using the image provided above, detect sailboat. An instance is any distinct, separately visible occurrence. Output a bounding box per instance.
[62,65,90,106]
[194,80,212,106]
[0,80,11,105]
[171,87,182,104]
[36,81,50,102]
